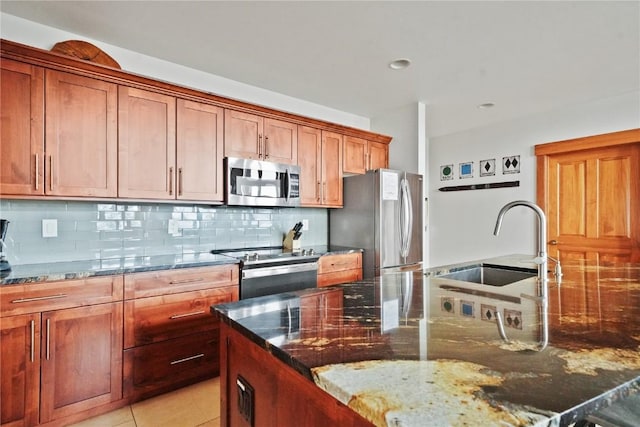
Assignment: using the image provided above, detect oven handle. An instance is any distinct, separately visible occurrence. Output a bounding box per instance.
[242,262,318,279]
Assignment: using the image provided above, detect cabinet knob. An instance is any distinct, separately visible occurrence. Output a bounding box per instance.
[549,240,558,245]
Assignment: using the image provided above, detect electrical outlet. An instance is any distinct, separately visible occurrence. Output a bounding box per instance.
[236,375,254,426]
[302,219,309,231]
[167,219,179,235]
[42,219,58,238]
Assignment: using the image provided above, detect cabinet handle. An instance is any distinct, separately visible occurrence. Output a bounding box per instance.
[317,182,321,202]
[168,278,204,285]
[30,319,35,362]
[169,310,205,320]
[49,155,54,191]
[549,240,558,245]
[178,168,183,196]
[46,318,51,360]
[34,154,39,191]
[264,135,269,159]
[170,353,205,365]
[11,294,67,303]
[258,134,263,158]
[169,166,174,195]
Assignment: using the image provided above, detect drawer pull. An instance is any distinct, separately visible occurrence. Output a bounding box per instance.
[169,278,204,285]
[46,318,51,360]
[12,294,67,303]
[170,353,205,365]
[169,310,205,320]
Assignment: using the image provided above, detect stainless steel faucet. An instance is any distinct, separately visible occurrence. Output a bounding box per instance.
[493,200,555,351]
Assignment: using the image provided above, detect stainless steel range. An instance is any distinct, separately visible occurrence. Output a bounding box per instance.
[212,247,319,299]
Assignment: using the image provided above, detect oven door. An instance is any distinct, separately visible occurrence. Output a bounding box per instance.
[226,157,300,207]
[241,262,318,300]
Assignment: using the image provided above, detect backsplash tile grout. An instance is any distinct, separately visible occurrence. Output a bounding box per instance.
[0,200,328,265]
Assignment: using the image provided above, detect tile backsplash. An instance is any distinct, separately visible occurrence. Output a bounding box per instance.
[0,200,328,265]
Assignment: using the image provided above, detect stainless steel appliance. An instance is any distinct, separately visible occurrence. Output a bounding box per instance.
[213,247,319,299]
[0,219,10,272]
[329,169,423,278]
[225,157,301,207]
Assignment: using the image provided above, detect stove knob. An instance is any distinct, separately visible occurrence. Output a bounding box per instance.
[243,254,250,261]
[301,249,308,256]
[251,252,259,260]
[308,249,314,255]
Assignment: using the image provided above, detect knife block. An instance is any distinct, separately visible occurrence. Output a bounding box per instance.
[283,230,301,251]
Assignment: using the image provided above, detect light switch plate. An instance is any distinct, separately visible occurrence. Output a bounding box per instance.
[42,219,58,238]
[302,219,309,231]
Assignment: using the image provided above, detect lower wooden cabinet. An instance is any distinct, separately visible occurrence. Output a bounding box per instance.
[123,265,239,402]
[0,276,124,427]
[317,252,363,287]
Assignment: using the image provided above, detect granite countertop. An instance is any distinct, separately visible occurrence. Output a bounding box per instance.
[0,245,360,285]
[213,255,640,427]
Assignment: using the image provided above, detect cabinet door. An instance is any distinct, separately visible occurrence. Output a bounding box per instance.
[45,70,117,197]
[343,136,367,174]
[298,126,323,205]
[368,141,389,170]
[118,86,176,199]
[264,118,297,164]
[40,302,123,423]
[0,314,40,427]
[176,99,224,202]
[0,59,44,196]
[224,109,262,160]
[321,131,343,207]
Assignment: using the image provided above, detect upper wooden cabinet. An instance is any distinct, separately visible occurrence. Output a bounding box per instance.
[0,59,44,196]
[343,136,389,174]
[298,127,343,207]
[176,99,224,202]
[46,70,118,197]
[224,109,297,164]
[118,86,176,200]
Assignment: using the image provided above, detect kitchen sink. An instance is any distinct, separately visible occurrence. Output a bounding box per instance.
[437,264,536,287]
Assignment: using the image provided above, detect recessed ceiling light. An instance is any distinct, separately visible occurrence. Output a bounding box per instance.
[477,102,496,109]
[389,58,411,70]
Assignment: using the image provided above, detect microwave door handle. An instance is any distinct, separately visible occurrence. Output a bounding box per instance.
[285,168,291,203]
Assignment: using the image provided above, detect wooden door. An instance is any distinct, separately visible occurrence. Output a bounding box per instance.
[298,126,322,205]
[321,131,343,207]
[45,70,118,197]
[343,136,367,174]
[0,314,40,427]
[263,118,297,164]
[176,99,224,202]
[368,141,389,170]
[40,302,123,423]
[118,87,176,199]
[0,59,44,196]
[537,129,640,263]
[224,109,262,160]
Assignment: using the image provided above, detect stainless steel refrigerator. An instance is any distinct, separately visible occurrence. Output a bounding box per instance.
[329,169,423,278]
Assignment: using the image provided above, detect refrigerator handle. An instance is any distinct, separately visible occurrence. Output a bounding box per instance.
[403,178,413,257]
[400,178,413,258]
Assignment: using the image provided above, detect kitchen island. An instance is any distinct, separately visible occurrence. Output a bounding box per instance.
[212,255,640,426]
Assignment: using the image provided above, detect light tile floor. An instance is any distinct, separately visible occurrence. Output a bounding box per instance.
[70,378,220,427]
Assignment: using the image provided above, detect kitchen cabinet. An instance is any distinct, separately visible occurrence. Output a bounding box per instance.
[224,109,298,164]
[118,86,176,199]
[45,70,118,197]
[0,59,44,196]
[0,275,123,426]
[343,136,389,174]
[317,252,363,287]
[176,99,224,202]
[123,265,239,402]
[298,126,343,207]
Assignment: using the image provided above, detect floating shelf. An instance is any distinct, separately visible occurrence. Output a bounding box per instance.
[438,180,520,192]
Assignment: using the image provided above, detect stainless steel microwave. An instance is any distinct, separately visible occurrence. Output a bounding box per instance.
[225,157,301,207]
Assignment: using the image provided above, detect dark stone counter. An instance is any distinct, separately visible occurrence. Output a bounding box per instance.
[213,255,640,426]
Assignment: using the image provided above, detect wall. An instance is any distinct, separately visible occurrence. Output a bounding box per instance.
[0,13,369,129]
[0,200,327,265]
[371,104,420,173]
[428,91,640,267]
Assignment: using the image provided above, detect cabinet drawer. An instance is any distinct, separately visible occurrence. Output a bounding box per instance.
[318,253,362,274]
[123,330,219,402]
[0,275,123,317]
[124,286,238,348]
[317,269,362,288]
[124,264,238,299]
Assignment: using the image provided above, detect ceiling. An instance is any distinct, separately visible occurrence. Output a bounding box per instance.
[2,1,639,137]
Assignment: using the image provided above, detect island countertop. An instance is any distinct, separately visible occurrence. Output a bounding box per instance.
[212,255,640,426]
